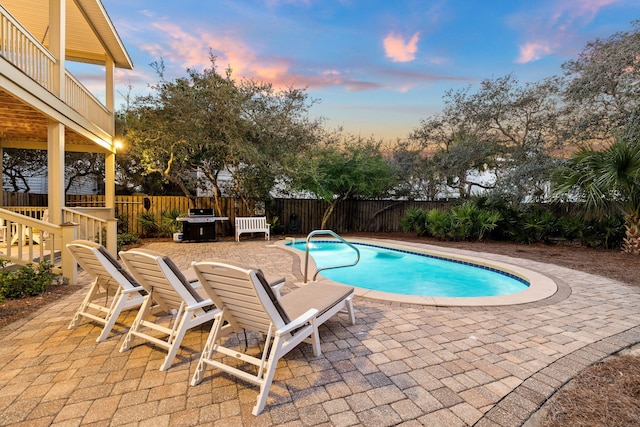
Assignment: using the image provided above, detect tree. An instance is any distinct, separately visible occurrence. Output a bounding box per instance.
[411,74,563,202]
[290,134,397,228]
[561,21,640,144]
[225,78,322,211]
[65,152,104,193]
[389,140,443,200]
[2,149,46,192]
[553,138,640,254]
[410,86,498,198]
[125,59,228,206]
[124,55,321,214]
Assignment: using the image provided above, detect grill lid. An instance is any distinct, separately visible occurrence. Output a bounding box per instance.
[189,208,214,217]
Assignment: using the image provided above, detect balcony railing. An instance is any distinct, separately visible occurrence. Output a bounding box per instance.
[0,5,55,91]
[0,5,113,134]
[65,72,113,133]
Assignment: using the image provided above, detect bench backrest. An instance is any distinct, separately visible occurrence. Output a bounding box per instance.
[235,217,267,229]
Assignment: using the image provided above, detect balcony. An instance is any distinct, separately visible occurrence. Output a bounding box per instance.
[0,4,113,135]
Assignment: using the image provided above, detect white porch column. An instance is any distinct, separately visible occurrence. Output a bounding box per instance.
[48,120,65,225]
[106,56,115,113]
[105,150,117,254]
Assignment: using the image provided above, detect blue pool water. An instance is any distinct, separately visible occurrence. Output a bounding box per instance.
[291,241,529,297]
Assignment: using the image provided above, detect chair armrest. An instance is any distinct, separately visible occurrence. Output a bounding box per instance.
[121,285,145,294]
[187,299,216,311]
[270,277,285,299]
[276,308,318,335]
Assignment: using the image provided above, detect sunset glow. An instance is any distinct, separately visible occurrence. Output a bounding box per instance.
[105,0,638,141]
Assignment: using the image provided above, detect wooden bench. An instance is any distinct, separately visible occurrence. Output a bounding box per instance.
[235,217,270,242]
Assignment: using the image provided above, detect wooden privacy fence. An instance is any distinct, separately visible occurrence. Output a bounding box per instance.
[4,192,451,237]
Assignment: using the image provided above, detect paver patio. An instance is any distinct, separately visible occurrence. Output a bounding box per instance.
[1,238,639,426]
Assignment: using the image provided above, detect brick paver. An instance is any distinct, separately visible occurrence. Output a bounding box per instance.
[1,238,639,426]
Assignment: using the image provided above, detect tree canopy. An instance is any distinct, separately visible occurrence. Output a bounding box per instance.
[290,134,397,228]
[123,56,322,213]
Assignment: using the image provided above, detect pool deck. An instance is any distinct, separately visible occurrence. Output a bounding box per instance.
[1,237,640,426]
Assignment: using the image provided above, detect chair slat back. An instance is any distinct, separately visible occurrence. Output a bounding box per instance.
[120,249,199,311]
[193,262,285,333]
[67,240,138,294]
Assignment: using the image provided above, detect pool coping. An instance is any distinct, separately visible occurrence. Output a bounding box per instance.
[277,237,558,307]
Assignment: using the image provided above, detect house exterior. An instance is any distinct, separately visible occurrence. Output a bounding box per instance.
[0,0,133,283]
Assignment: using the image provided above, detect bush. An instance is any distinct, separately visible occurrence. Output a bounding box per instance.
[426,209,452,240]
[117,233,140,252]
[116,211,129,234]
[401,208,429,236]
[138,212,158,237]
[399,198,626,248]
[160,208,184,237]
[0,260,57,302]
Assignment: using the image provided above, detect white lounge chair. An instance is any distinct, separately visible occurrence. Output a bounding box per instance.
[118,248,218,371]
[66,240,146,342]
[190,260,356,415]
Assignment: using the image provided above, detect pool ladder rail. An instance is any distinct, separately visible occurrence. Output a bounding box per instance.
[303,230,360,283]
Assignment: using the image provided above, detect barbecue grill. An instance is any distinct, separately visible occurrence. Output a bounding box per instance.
[176,209,228,242]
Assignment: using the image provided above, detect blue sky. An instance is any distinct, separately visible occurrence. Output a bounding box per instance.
[100,0,640,141]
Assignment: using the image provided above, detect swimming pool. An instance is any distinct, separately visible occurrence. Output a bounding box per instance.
[280,238,557,306]
[290,240,528,297]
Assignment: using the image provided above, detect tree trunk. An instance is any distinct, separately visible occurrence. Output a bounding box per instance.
[622,213,640,255]
[320,201,337,229]
[365,202,401,232]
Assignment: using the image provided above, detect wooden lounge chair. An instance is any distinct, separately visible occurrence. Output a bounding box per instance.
[190,260,356,415]
[66,240,146,342]
[118,248,218,371]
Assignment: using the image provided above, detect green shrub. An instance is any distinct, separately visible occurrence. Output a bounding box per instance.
[521,208,558,244]
[117,233,140,252]
[426,209,452,240]
[160,208,184,237]
[138,212,158,237]
[474,209,502,241]
[449,201,477,240]
[401,208,429,236]
[559,215,625,249]
[0,261,56,301]
[399,197,625,248]
[116,211,129,234]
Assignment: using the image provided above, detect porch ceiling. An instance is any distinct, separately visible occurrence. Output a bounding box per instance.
[0,89,96,150]
[1,0,133,69]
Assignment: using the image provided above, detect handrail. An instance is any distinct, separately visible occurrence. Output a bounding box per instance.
[0,207,63,275]
[0,5,56,90]
[303,230,360,283]
[62,207,107,246]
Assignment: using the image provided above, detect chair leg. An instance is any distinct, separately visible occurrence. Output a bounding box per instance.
[68,280,99,329]
[252,335,283,416]
[96,288,126,342]
[159,310,191,371]
[191,312,224,385]
[309,320,322,357]
[120,295,152,352]
[345,296,356,325]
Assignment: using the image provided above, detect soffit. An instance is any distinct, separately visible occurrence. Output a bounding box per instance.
[1,0,133,69]
[0,89,94,148]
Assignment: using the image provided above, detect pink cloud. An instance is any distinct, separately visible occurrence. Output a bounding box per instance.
[550,0,621,27]
[516,42,554,64]
[511,0,623,63]
[383,32,420,63]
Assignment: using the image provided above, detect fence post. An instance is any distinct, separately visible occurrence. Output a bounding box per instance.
[106,218,117,256]
[60,222,79,285]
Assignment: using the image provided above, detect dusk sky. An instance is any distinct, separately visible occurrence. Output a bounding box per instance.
[99,0,640,142]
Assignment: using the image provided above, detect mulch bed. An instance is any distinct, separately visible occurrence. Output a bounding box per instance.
[539,354,640,426]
